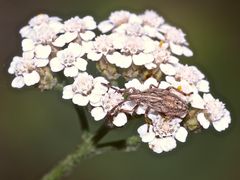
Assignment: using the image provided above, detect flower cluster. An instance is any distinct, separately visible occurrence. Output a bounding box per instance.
[9,10,231,154]
[9,14,96,88]
[86,10,192,72]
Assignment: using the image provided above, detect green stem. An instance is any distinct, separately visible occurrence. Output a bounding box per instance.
[42,133,94,180]
[41,134,141,180]
[92,123,112,144]
[74,105,89,131]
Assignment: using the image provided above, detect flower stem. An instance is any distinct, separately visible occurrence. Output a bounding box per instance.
[74,105,89,131]
[41,134,141,180]
[42,133,94,180]
[92,123,112,144]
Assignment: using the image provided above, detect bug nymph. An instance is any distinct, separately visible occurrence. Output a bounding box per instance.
[103,83,190,124]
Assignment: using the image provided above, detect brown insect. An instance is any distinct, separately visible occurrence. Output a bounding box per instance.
[103,83,190,123]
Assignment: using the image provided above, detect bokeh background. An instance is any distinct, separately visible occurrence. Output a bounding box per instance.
[0,0,240,179]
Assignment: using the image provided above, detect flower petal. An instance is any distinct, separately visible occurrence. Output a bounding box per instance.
[62,85,74,99]
[50,57,64,72]
[11,76,25,88]
[159,137,177,152]
[68,43,84,57]
[197,80,209,93]
[160,63,176,75]
[74,58,88,71]
[91,107,106,121]
[113,113,128,127]
[52,32,78,47]
[175,127,188,142]
[190,93,205,109]
[182,46,193,57]
[72,94,89,106]
[170,42,183,55]
[87,52,102,61]
[144,62,157,70]
[132,53,154,66]
[143,77,158,90]
[64,66,78,77]
[23,71,40,86]
[197,112,210,129]
[83,16,96,30]
[212,115,230,132]
[149,138,163,154]
[80,31,95,41]
[35,45,51,59]
[22,39,34,51]
[98,20,114,33]
[35,59,49,67]
[125,78,142,90]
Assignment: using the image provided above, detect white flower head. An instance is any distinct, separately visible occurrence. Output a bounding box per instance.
[140,10,165,28]
[28,14,62,27]
[165,64,210,93]
[87,35,115,61]
[125,77,158,91]
[20,14,63,44]
[98,10,131,33]
[53,16,96,47]
[114,23,144,37]
[50,43,87,77]
[105,35,155,68]
[197,94,231,132]
[64,16,96,32]
[146,45,179,73]
[109,10,131,26]
[138,117,188,153]
[62,72,109,107]
[8,55,40,88]
[159,24,193,57]
[101,88,124,112]
[90,88,128,127]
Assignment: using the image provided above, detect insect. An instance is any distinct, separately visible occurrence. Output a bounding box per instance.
[103,83,190,124]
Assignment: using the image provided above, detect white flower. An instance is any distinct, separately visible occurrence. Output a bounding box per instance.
[87,35,114,61]
[125,77,158,91]
[64,16,96,32]
[98,10,131,33]
[53,16,96,47]
[8,55,41,88]
[197,94,231,132]
[165,64,210,93]
[145,46,179,74]
[50,43,87,77]
[176,65,208,91]
[105,35,155,68]
[98,10,165,39]
[159,24,193,57]
[90,88,128,126]
[62,72,108,106]
[159,77,205,109]
[21,38,52,67]
[114,23,144,37]
[21,38,35,52]
[140,10,164,28]
[20,14,63,44]
[28,14,62,27]
[138,117,188,153]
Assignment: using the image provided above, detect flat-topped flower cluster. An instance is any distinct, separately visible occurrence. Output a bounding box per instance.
[8,10,231,154]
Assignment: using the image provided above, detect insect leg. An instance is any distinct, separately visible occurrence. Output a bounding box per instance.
[149,83,159,89]
[144,107,153,132]
[166,86,193,96]
[101,83,124,93]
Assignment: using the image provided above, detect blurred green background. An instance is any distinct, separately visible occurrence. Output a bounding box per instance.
[0,0,240,179]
